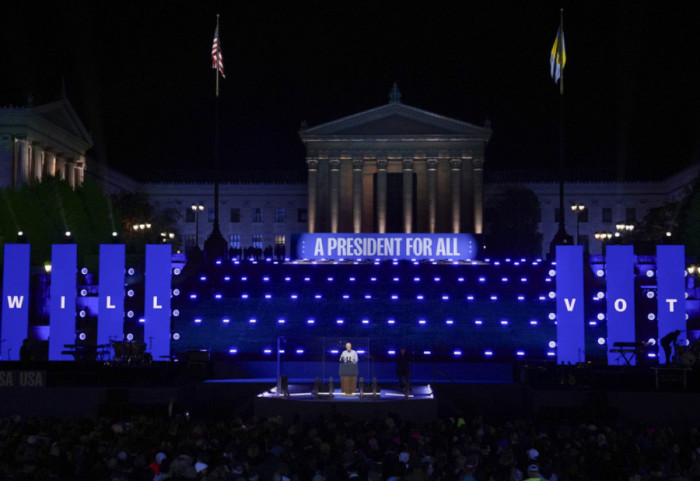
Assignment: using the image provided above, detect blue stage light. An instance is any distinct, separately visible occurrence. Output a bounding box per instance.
[248,318,257,324]
[484,350,493,357]
[223,276,230,281]
[336,319,344,325]
[362,319,370,324]
[530,320,538,326]
[194,318,201,323]
[215,259,222,265]
[264,294,272,299]
[229,348,238,354]
[518,296,525,301]
[291,294,299,300]
[190,293,197,299]
[306,318,315,325]
[304,277,311,282]
[474,319,483,325]
[263,349,272,354]
[126,333,134,341]
[548,269,556,277]
[215,294,222,299]
[241,276,248,281]
[128,268,135,275]
[296,349,304,354]
[263,276,270,282]
[597,313,605,320]
[330,349,339,354]
[467,295,474,301]
[646,291,655,299]
[349,276,356,282]
[500,319,509,326]
[458,277,465,282]
[172,333,180,340]
[277,319,285,324]
[416,294,424,300]
[453,350,462,356]
[357,349,366,355]
[516,351,525,357]
[173,288,180,296]
[387,319,396,325]
[545,278,552,283]
[589,321,598,326]
[173,309,180,317]
[647,313,655,320]
[501,277,509,283]
[548,313,556,320]
[222,318,230,324]
[139,318,145,323]
[521,277,528,282]
[478,277,486,283]
[79,310,86,318]
[490,295,498,301]
[285,276,291,282]
[391,294,399,300]
[80,289,88,296]
[442,295,449,301]
[547,351,556,357]
[241,294,249,299]
[327,276,334,282]
[127,289,134,297]
[364,294,372,299]
[79,332,87,341]
[200,276,207,281]
[597,337,606,345]
[434,277,441,282]
[538,296,546,301]
[418,319,427,325]
[494,261,501,266]
[648,353,657,358]
[173,268,181,275]
[388,350,396,355]
[596,269,605,277]
[127,311,134,318]
[342,294,350,299]
[646,269,655,277]
[548,340,557,348]
[314,294,322,299]
[548,291,556,299]
[423,350,432,356]
[370,277,377,282]
[413,277,421,282]
[393,277,400,282]
[446,319,454,325]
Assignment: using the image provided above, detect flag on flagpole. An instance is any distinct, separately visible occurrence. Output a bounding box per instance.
[550,24,566,84]
[212,25,226,79]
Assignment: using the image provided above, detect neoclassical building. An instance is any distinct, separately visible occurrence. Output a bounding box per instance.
[299,88,492,235]
[0,99,92,189]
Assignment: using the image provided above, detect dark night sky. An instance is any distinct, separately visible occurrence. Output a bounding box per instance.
[2,1,700,182]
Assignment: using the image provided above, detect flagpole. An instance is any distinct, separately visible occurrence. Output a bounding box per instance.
[215,14,220,98]
[559,8,564,97]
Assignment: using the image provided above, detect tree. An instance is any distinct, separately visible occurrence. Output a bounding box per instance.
[485,187,543,258]
[111,191,181,254]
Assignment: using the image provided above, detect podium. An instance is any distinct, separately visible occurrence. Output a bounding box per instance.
[339,362,358,396]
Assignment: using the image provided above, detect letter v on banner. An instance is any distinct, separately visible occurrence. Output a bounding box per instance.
[556,246,585,364]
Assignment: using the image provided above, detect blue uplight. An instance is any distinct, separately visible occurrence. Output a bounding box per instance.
[284,276,291,282]
[314,294,322,299]
[296,349,304,354]
[530,320,538,326]
[416,294,424,300]
[391,294,399,300]
[387,319,396,325]
[362,319,370,324]
[413,277,421,282]
[516,351,525,357]
[241,293,249,299]
[264,294,272,299]
[342,294,350,299]
[423,350,432,356]
[446,319,454,325]
[388,350,396,355]
[484,350,493,357]
[330,349,339,354]
[214,294,222,299]
[393,277,400,282]
[190,293,197,299]
[248,318,257,324]
[263,276,270,282]
[229,348,238,354]
[500,319,509,326]
[453,350,462,356]
[490,295,498,301]
[290,294,298,300]
[224,276,230,281]
[364,294,372,299]
[474,319,483,326]
[327,277,334,282]
[434,277,441,282]
[336,319,344,325]
[306,318,315,325]
[521,277,528,282]
[518,296,525,301]
[467,295,474,301]
[277,319,285,324]
[194,318,202,324]
[478,277,486,283]
[441,295,449,301]
[263,349,272,354]
[349,277,356,282]
[418,319,427,325]
[457,277,465,282]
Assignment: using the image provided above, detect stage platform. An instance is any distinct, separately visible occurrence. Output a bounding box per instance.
[253,383,436,423]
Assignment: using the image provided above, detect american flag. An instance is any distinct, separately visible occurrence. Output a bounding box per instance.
[212,25,225,78]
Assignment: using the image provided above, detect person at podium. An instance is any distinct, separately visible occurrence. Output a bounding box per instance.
[339,342,358,396]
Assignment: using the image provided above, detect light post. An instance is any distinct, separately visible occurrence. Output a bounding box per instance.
[594,231,612,255]
[615,222,634,240]
[571,203,586,245]
[191,203,204,249]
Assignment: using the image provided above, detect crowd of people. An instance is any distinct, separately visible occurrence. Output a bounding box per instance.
[2,405,700,481]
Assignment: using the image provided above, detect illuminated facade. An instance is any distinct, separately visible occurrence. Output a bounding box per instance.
[299,88,492,235]
[0,99,91,189]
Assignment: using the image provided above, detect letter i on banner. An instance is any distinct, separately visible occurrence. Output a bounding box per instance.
[657,245,686,347]
[97,244,125,347]
[49,244,77,360]
[556,246,585,364]
[144,244,172,361]
[1,244,30,360]
[605,245,635,366]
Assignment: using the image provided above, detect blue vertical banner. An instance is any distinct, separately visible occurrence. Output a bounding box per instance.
[605,245,636,365]
[1,244,30,361]
[556,245,585,364]
[49,244,77,360]
[144,244,172,361]
[657,245,686,347]
[97,244,125,348]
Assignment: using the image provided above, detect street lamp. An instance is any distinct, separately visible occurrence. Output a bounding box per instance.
[594,231,612,255]
[191,203,204,249]
[571,203,586,245]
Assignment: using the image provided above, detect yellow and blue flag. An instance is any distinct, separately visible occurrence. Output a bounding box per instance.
[550,24,566,84]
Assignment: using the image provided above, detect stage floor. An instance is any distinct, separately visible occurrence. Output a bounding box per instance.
[253,383,437,422]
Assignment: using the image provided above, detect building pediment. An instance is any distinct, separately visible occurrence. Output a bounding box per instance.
[30,99,94,149]
[300,102,491,141]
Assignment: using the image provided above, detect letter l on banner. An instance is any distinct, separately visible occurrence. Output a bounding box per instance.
[144,244,172,361]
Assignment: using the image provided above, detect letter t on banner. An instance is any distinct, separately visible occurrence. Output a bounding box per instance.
[556,246,585,364]
[657,245,686,346]
[144,244,172,361]
[98,244,125,347]
[606,245,635,366]
[1,244,30,360]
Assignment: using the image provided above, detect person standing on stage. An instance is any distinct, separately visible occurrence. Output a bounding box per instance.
[396,347,410,391]
[340,342,358,364]
[660,330,681,365]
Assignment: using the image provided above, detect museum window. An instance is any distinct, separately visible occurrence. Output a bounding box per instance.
[274,235,286,247]
[297,208,308,223]
[229,234,241,249]
[252,234,263,249]
[602,207,612,223]
[184,234,196,249]
[252,208,263,223]
[274,208,286,223]
[230,208,240,223]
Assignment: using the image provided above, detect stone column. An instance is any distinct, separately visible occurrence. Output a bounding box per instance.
[402,158,413,233]
[306,158,319,233]
[44,150,56,177]
[66,160,75,189]
[19,139,30,184]
[450,158,462,234]
[32,143,43,182]
[56,156,66,181]
[472,156,484,234]
[329,158,341,233]
[352,158,363,233]
[427,159,438,234]
[376,158,387,234]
